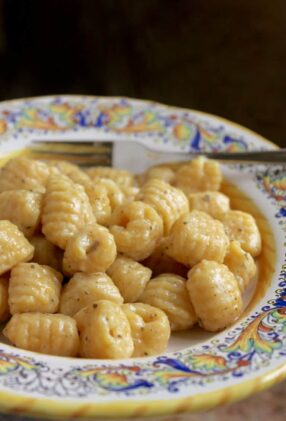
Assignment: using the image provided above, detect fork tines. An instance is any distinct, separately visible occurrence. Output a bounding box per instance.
[30,140,113,167]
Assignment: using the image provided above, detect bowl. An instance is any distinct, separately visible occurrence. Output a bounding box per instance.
[0,95,285,420]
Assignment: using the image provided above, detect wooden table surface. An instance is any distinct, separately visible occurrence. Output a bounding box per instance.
[164,381,286,421]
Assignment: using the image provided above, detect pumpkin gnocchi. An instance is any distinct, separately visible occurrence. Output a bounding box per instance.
[0,156,261,358]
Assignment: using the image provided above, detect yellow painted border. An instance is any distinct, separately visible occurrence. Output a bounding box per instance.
[0,363,286,419]
[0,95,283,419]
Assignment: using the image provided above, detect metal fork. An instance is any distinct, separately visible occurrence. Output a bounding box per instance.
[29,139,285,173]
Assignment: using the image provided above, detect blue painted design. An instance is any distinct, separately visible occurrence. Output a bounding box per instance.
[190,128,201,150]
[154,357,195,373]
[0,96,284,402]
[74,111,88,127]
[274,292,286,308]
[223,135,248,150]
[99,379,153,392]
[94,113,107,128]
[276,207,286,218]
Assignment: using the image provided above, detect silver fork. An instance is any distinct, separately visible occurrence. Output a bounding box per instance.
[29,139,285,173]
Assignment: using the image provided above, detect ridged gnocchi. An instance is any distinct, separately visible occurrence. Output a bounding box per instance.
[175,157,222,194]
[83,183,112,225]
[42,174,95,249]
[60,272,123,316]
[140,274,197,331]
[165,211,229,266]
[224,241,257,291]
[74,300,134,359]
[48,160,90,185]
[187,260,243,332]
[107,256,152,302]
[109,201,163,261]
[63,223,117,275]
[86,167,134,187]
[219,210,262,257]
[120,185,140,203]
[188,191,230,219]
[48,161,113,225]
[122,303,170,356]
[0,190,42,239]
[0,220,34,275]
[142,238,188,277]
[8,263,63,314]
[93,178,125,210]
[0,157,50,193]
[137,179,189,235]
[4,313,79,356]
[30,235,63,272]
[0,155,261,360]
[145,166,176,184]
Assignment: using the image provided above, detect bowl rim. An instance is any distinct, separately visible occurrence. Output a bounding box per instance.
[0,363,286,419]
[0,93,278,150]
[0,94,284,420]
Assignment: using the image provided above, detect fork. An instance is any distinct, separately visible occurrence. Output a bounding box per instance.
[29,139,286,173]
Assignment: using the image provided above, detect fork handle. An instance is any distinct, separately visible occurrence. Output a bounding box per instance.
[184,149,285,162]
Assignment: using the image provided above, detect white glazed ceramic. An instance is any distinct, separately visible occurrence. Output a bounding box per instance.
[0,96,285,421]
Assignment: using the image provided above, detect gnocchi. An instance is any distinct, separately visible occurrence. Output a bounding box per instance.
[219,210,262,257]
[4,313,79,357]
[49,162,112,225]
[86,167,134,187]
[188,191,230,219]
[0,157,50,194]
[0,220,34,275]
[165,210,229,266]
[74,300,134,359]
[30,235,63,271]
[175,157,222,194]
[0,190,43,239]
[145,166,176,185]
[0,155,262,359]
[137,178,189,235]
[187,260,243,332]
[93,178,125,210]
[122,303,170,357]
[63,223,117,275]
[42,174,95,249]
[224,241,257,292]
[107,255,152,302]
[140,274,197,331]
[8,263,62,314]
[109,201,163,261]
[142,238,188,277]
[60,272,123,316]
[83,183,112,225]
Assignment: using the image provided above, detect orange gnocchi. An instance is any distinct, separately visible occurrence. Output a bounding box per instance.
[74,300,134,359]
[63,224,117,275]
[0,156,261,359]
[165,210,229,267]
[60,272,123,316]
[109,201,163,261]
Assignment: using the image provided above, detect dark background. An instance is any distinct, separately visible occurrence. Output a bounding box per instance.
[0,0,285,145]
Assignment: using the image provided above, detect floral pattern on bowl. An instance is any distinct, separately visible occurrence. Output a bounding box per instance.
[0,95,284,420]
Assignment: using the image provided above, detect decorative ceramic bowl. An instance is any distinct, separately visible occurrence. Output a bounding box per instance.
[0,96,285,421]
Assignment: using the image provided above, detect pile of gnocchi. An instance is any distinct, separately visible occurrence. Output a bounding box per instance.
[0,156,261,359]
